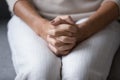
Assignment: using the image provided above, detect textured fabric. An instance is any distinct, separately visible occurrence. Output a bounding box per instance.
[6,0,120,21]
[7,15,120,80]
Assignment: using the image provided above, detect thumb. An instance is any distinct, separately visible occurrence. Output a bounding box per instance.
[50,17,62,26]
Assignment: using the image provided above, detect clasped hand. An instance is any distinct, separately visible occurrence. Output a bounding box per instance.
[39,16,80,56]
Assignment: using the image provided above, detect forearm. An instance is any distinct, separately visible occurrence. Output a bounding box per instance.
[14,0,47,35]
[77,1,119,41]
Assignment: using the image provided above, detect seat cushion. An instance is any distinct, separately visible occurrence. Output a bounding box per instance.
[0,20,16,80]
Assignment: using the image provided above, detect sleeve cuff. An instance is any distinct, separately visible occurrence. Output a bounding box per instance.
[102,0,120,19]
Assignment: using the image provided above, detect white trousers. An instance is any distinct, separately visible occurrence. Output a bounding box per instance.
[7,16,120,80]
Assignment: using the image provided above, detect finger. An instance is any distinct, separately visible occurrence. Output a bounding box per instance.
[56,36,76,43]
[51,16,75,26]
[50,17,62,26]
[51,19,73,26]
[59,50,70,56]
[48,43,58,54]
[48,29,73,37]
[57,24,77,33]
[48,43,66,57]
[60,15,75,24]
[58,43,74,51]
[55,50,70,57]
[47,35,63,47]
[51,18,70,26]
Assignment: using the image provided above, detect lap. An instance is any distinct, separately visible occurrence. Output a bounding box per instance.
[7,15,120,80]
[62,19,120,80]
[7,15,61,74]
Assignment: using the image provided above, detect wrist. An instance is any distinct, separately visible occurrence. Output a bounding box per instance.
[76,21,92,42]
[32,17,48,37]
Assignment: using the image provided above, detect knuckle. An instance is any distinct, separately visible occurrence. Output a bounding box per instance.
[52,30,58,35]
[53,41,58,46]
[61,36,67,41]
[55,49,59,54]
[53,39,62,47]
[63,37,67,41]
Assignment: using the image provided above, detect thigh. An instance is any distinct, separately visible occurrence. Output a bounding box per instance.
[7,16,61,80]
[62,19,120,80]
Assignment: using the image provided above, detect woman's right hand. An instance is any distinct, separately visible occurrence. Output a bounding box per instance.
[33,19,53,40]
[34,18,77,56]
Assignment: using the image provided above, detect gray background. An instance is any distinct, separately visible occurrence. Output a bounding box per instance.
[0,0,16,80]
[0,0,120,80]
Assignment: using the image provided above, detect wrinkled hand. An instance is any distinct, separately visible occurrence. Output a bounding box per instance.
[47,15,79,56]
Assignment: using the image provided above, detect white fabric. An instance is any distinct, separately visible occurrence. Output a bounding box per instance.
[7,15,120,80]
[6,0,120,20]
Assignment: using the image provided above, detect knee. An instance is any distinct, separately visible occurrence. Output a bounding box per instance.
[62,75,81,80]
[15,64,49,80]
[15,57,61,80]
[62,70,107,80]
[62,69,83,80]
